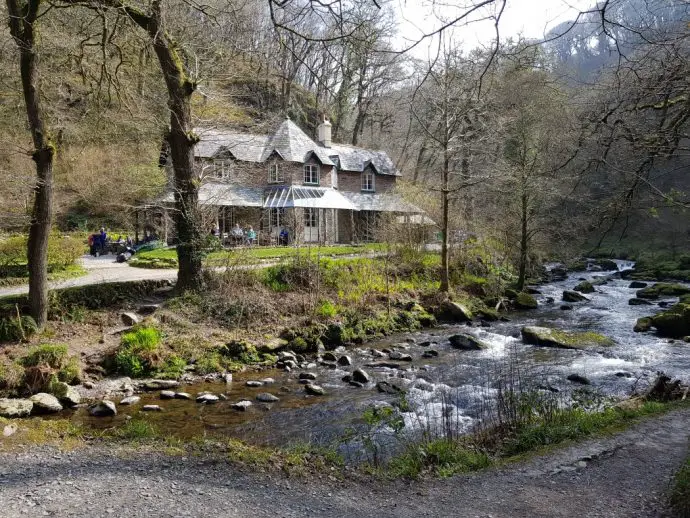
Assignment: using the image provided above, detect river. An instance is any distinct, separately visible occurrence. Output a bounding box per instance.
[61,262,690,455]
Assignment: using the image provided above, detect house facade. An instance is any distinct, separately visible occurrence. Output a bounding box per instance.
[157,117,423,245]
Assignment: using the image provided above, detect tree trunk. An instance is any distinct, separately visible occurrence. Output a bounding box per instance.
[130,1,204,292]
[7,0,54,327]
[440,150,450,293]
[517,187,528,291]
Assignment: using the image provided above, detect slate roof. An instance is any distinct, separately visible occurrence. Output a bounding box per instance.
[158,182,263,207]
[194,119,400,176]
[341,192,422,213]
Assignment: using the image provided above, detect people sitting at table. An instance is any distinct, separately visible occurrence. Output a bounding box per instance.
[245,226,257,245]
[279,227,289,246]
[231,223,244,245]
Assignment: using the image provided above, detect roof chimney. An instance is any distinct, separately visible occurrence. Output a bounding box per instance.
[317,116,332,148]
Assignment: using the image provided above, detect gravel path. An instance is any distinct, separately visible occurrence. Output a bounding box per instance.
[0,256,178,298]
[1,407,687,517]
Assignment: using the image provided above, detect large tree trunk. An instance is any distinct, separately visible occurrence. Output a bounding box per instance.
[130,1,204,292]
[7,0,54,327]
[440,150,450,293]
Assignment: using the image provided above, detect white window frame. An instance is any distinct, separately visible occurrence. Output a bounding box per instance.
[269,208,284,228]
[362,170,375,191]
[304,207,318,228]
[213,159,233,180]
[303,164,320,185]
[268,161,284,183]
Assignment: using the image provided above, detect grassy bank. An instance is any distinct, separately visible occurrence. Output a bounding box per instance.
[129,243,385,269]
[671,454,690,518]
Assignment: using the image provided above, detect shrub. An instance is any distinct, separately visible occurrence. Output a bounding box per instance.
[194,352,225,374]
[57,356,82,384]
[0,361,24,392]
[0,234,82,277]
[156,354,187,379]
[114,325,163,377]
[0,315,38,342]
[22,344,69,369]
[670,456,690,518]
[316,300,338,318]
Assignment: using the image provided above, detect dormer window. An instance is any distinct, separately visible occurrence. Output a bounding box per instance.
[362,170,375,191]
[304,164,320,185]
[213,159,233,180]
[268,161,284,183]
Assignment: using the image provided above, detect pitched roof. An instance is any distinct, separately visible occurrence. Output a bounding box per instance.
[341,192,422,213]
[194,119,400,176]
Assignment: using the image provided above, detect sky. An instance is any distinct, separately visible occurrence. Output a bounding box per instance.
[393,0,597,55]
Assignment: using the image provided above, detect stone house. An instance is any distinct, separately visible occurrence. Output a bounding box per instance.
[156,117,423,244]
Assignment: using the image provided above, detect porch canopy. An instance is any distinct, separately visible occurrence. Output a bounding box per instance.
[263,185,358,210]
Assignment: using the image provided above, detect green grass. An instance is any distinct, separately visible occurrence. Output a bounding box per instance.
[670,454,690,518]
[129,243,385,269]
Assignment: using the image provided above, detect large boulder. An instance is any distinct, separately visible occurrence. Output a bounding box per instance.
[634,317,653,333]
[628,298,653,306]
[563,290,590,303]
[629,281,648,289]
[521,326,613,350]
[574,281,595,294]
[514,293,538,310]
[29,393,63,414]
[449,334,489,350]
[88,400,117,417]
[0,398,33,418]
[438,300,473,322]
[121,312,140,326]
[637,283,690,300]
[651,303,690,338]
[352,368,370,384]
[50,381,81,406]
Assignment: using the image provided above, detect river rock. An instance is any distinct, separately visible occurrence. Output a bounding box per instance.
[449,334,488,350]
[144,380,180,390]
[560,304,574,311]
[629,298,653,306]
[29,393,63,414]
[299,372,317,381]
[439,300,472,322]
[337,355,353,366]
[260,378,275,384]
[634,317,653,333]
[196,394,219,404]
[322,352,337,362]
[89,400,117,417]
[349,381,365,388]
[651,303,690,338]
[629,281,648,289]
[121,312,140,326]
[119,396,140,405]
[515,293,538,309]
[256,393,280,403]
[376,381,406,395]
[3,424,17,437]
[232,400,252,411]
[371,349,387,358]
[0,398,33,418]
[50,381,81,406]
[245,380,263,387]
[304,384,325,396]
[418,341,434,347]
[388,351,413,361]
[142,404,163,412]
[567,373,591,385]
[574,281,595,294]
[521,326,611,350]
[352,368,370,384]
[224,373,233,384]
[174,392,192,400]
[422,350,439,358]
[160,390,176,399]
[563,290,589,303]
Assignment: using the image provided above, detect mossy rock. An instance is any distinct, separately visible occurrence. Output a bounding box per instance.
[514,292,538,310]
[651,303,690,338]
[563,290,589,303]
[574,281,595,294]
[438,300,473,322]
[636,283,690,300]
[593,259,619,271]
[634,317,653,333]
[521,326,614,349]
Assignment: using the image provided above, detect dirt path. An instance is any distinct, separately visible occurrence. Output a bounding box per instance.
[1,407,687,517]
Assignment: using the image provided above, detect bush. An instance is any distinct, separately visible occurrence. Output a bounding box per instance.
[0,361,24,392]
[0,315,38,342]
[670,456,690,518]
[114,325,163,377]
[22,344,69,369]
[0,234,82,278]
[316,300,338,318]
